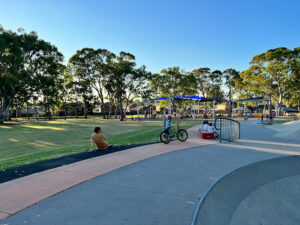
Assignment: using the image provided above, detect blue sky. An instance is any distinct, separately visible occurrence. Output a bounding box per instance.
[0,0,299,73]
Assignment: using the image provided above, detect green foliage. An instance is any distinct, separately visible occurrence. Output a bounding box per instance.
[0,28,63,123]
[241,47,300,113]
[105,51,151,117]
[192,67,210,97]
[1,27,298,124]
[150,67,196,97]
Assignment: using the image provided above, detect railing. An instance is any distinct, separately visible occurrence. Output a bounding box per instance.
[214,117,240,142]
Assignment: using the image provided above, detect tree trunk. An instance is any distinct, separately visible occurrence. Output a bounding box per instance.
[5,103,13,121]
[101,103,105,119]
[124,99,130,120]
[109,103,112,118]
[100,95,106,119]
[27,103,30,120]
[119,97,123,121]
[0,99,11,125]
[8,108,13,121]
[114,106,117,119]
[33,102,38,121]
[84,100,87,119]
[5,108,10,121]
[75,105,78,118]
[48,104,51,120]
[94,83,105,119]
[269,94,272,117]
[278,92,284,116]
[64,106,67,120]
[229,87,232,117]
[35,109,39,120]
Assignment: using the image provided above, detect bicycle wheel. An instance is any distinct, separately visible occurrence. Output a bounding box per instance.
[160,131,171,144]
[177,129,188,142]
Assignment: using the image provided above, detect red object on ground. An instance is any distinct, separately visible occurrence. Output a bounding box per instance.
[201,132,216,139]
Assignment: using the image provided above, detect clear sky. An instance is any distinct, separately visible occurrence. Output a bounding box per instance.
[0,0,299,73]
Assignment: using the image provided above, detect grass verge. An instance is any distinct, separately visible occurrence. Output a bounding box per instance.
[0,117,200,170]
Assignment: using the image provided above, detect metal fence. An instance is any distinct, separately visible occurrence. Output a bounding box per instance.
[214,117,240,142]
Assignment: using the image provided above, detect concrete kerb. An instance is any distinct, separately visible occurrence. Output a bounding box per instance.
[191,155,300,225]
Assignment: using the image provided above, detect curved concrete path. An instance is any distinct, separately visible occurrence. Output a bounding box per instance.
[192,156,300,225]
[1,122,300,225]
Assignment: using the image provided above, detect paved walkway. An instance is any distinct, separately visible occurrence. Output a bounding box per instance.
[0,126,215,221]
[1,122,300,225]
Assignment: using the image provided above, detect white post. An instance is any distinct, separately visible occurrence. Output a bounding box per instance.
[263,96,266,115]
[162,109,166,131]
[232,100,234,118]
[168,96,172,115]
[213,99,216,120]
[275,101,278,118]
[137,103,139,117]
[193,100,196,119]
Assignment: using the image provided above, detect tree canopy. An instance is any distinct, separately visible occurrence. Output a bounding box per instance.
[0,26,299,124]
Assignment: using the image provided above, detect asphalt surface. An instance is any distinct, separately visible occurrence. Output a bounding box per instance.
[2,121,300,225]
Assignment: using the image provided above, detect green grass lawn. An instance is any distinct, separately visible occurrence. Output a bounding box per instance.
[0,117,201,170]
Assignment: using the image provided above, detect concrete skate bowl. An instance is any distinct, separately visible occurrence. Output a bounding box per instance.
[192,156,300,225]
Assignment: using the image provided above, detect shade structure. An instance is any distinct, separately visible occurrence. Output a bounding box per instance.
[234,107,251,112]
[144,97,168,101]
[145,96,225,102]
[174,96,204,100]
[283,107,299,113]
[200,97,225,102]
[145,96,205,101]
[238,97,265,102]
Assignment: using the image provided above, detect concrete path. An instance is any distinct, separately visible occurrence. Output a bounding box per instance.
[0,125,215,221]
[1,122,300,225]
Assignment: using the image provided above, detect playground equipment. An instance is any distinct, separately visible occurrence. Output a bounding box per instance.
[146,96,224,120]
[237,96,273,117]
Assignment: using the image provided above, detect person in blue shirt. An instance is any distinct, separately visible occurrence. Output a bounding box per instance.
[164,115,173,135]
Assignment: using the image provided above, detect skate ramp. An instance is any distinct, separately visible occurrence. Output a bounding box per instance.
[268,120,300,140]
[192,156,300,225]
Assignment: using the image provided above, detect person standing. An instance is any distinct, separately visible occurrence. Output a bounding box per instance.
[269,114,273,123]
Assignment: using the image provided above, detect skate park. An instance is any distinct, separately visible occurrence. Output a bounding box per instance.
[1,120,300,225]
[1,1,300,224]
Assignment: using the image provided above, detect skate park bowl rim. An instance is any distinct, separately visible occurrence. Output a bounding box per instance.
[191,155,300,225]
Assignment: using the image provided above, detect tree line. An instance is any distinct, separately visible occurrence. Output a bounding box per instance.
[0,27,299,124]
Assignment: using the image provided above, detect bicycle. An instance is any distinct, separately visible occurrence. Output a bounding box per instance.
[160,120,188,144]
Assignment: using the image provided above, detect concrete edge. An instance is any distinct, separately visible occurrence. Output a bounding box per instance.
[191,155,300,225]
